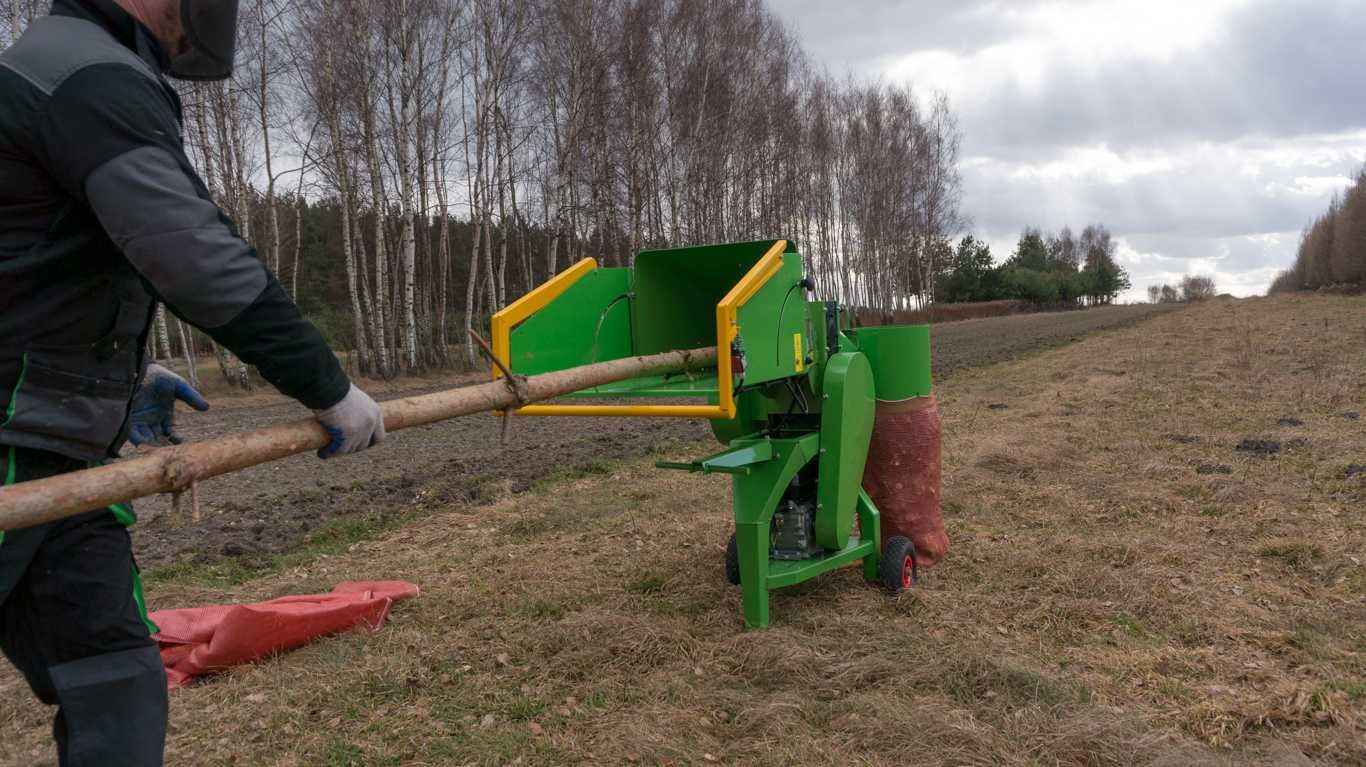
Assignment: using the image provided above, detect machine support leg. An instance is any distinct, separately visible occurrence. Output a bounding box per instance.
[735,521,770,628]
[858,490,882,582]
[727,433,819,629]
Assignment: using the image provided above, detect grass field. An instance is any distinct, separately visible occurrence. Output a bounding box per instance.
[1,295,1362,765]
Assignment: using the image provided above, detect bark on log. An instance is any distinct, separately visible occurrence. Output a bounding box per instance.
[0,347,717,531]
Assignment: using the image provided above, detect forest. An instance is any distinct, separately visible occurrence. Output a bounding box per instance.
[1270,166,1366,295]
[4,0,965,384]
[935,225,1131,306]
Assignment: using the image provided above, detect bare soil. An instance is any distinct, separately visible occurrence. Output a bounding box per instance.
[130,303,1177,571]
[928,302,1179,375]
[130,393,710,570]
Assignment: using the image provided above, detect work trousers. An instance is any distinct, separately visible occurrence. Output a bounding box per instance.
[0,445,166,767]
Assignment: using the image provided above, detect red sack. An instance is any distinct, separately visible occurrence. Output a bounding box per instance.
[150,580,420,689]
[862,395,948,568]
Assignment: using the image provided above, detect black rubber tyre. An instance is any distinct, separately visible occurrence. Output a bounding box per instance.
[725,533,742,586]
[879,536,917,593]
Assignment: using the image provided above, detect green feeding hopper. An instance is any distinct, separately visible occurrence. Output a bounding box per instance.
[491,239,933,628]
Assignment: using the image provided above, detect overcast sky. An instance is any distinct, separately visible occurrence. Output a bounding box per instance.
[769,0,1366,299]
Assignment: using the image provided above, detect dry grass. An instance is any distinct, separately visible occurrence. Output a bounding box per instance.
[2,295,1363,765]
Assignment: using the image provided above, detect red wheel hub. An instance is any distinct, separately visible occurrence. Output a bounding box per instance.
[901,555,914,588]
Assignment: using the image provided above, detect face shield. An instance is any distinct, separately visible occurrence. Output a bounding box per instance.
[167,0,241,81]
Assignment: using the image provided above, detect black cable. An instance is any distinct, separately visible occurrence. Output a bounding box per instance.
[774,277,816,367]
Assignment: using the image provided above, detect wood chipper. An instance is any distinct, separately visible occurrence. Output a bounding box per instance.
[491,239,937,628]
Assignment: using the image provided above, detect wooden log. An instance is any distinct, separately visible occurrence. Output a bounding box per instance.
[0,347,717,531]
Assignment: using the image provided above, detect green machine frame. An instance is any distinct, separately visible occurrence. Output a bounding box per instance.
[491,240,932,628]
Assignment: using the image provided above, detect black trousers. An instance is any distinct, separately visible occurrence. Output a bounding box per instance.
[0,446,166,767]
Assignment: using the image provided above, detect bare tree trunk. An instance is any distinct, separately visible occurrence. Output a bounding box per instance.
[257,0,281,275]
[5,0,20,45]
[361,97,392,376]
[464,219,483,363]
[429,5,457,366]
[153,305,172,361]
[495,113,508,309]
[290,193,303,300]
[175,318,199,390]
[482,200,497,315]
[336,154,371,374]
[392,0,419,373]
[355,207,383,372]
[193,84,218,197]
[458,26,480,363]
[208,80,250,389]
[211,340,234,385]
[227,86,253,247]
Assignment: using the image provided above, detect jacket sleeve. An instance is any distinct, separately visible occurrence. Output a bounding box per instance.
[37,64,350,410]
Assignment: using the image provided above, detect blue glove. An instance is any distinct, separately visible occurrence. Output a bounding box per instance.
[128,363,210,446]
[313,384,385,459]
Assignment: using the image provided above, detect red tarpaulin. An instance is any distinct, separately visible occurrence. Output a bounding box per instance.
[150,580,420,689]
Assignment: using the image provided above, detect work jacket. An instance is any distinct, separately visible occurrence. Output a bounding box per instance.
[0,0,349,462]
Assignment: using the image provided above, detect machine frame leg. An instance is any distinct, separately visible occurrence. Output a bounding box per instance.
[857,489,882,582]
[730,434,820,629]
[735,521,770,628]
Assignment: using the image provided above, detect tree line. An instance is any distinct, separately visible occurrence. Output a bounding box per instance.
[1147,275,1215,304]
[936,225,1131,306]
[5,0,965,384]
[1270,166,1366,295]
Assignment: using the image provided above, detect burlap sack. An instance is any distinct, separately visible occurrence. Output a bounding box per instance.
[861,395,948,568]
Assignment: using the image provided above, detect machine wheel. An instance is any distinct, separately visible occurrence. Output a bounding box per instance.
[879,536,917,593]
[725,533,742,586]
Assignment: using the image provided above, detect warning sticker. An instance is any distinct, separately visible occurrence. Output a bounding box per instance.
[793,333,805,372]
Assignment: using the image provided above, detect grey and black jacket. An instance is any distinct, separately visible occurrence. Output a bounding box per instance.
[0,0,349,462]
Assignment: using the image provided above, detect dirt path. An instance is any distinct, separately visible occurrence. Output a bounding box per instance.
[131,303,1178,569]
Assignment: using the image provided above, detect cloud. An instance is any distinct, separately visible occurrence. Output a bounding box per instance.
[963,132,1366,237]
[769,0,1366,296]
[1117,232,1301,299]
[961,132,1365,299]
[771,0,1049,71]
[879,0,1366,154]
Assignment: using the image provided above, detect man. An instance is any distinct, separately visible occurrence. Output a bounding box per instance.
[0,1,386,764]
